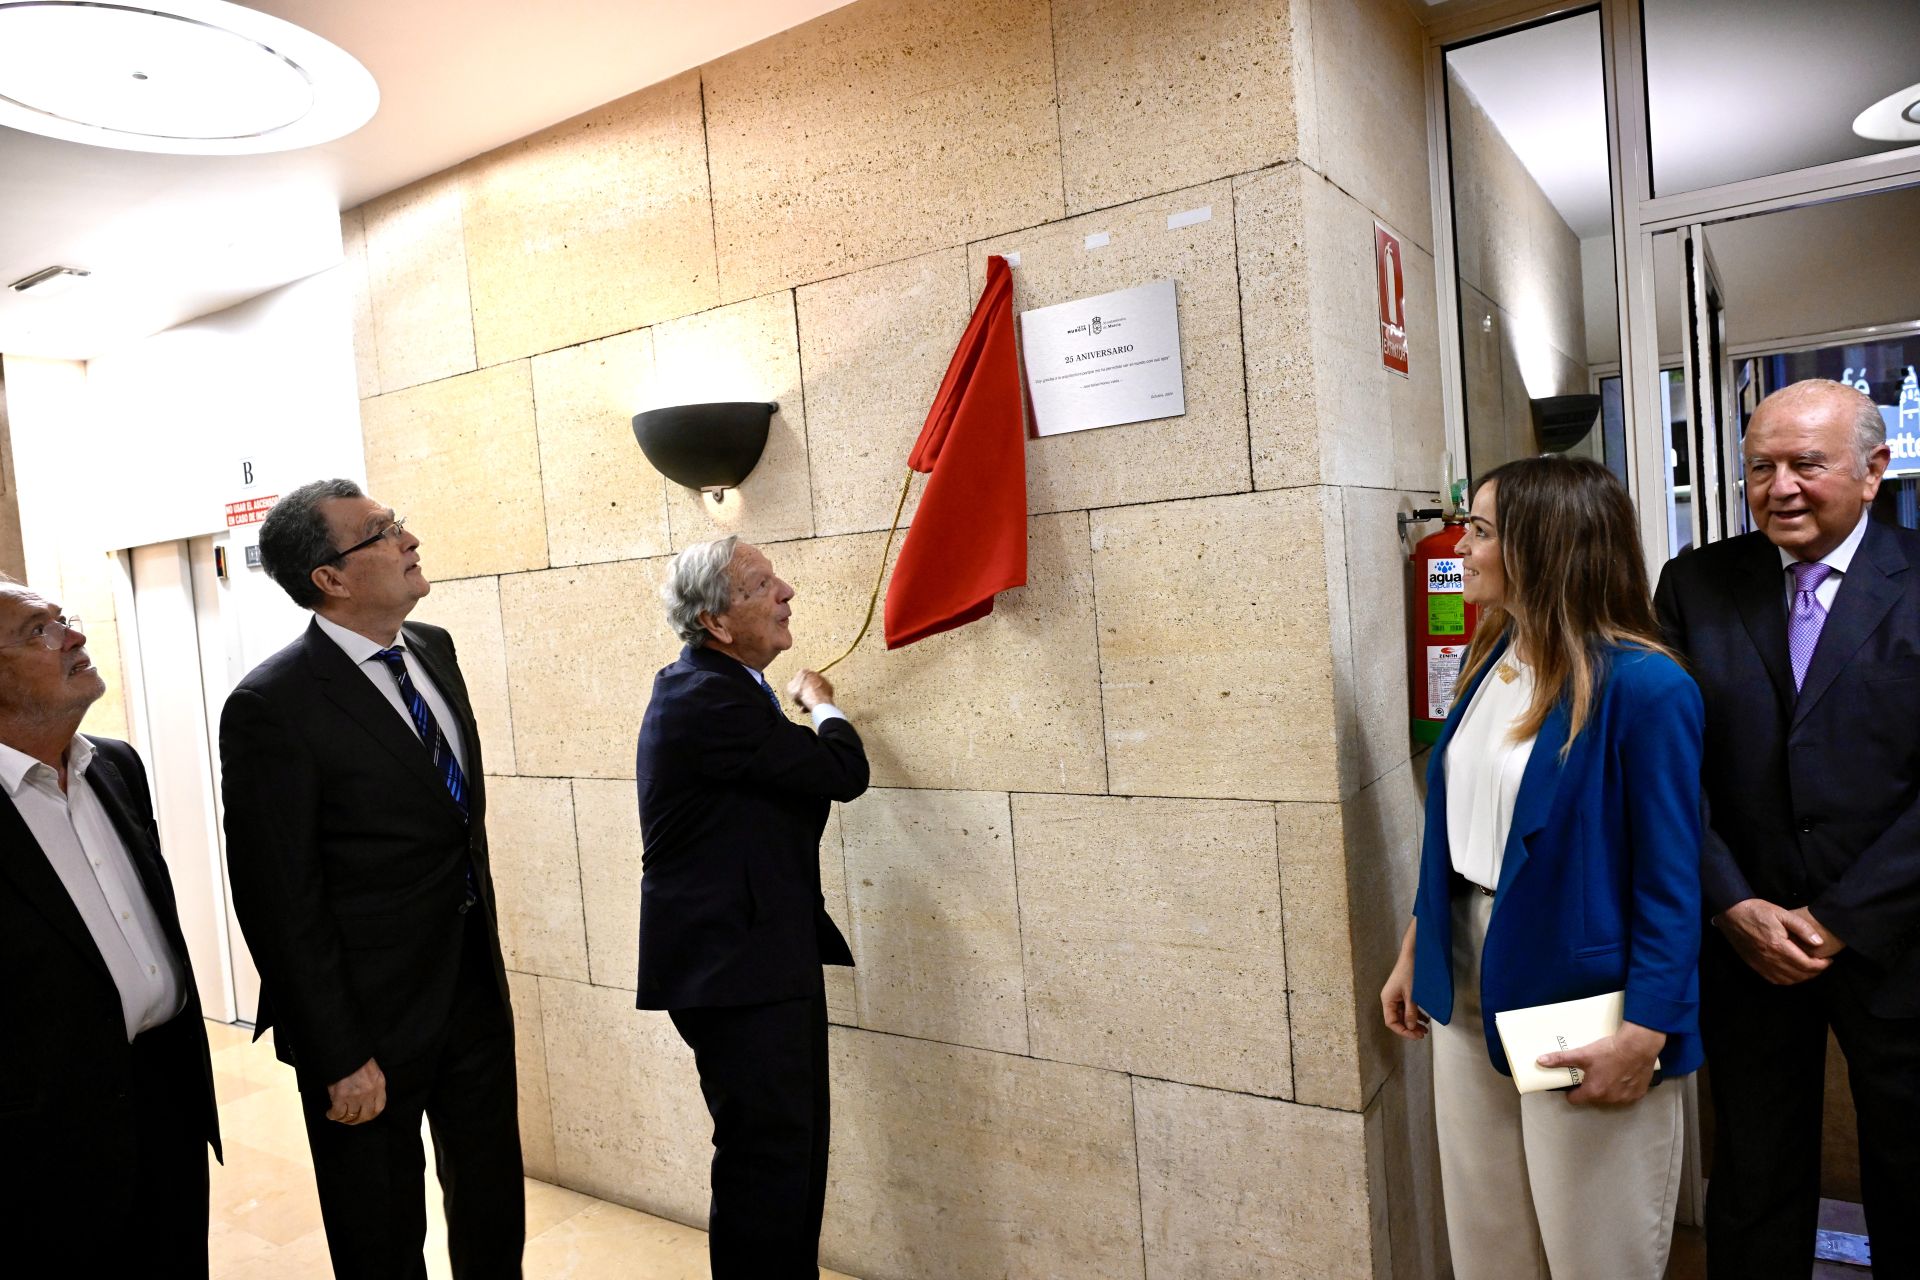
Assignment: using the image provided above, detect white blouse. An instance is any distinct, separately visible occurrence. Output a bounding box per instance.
[1445,652,1540,892]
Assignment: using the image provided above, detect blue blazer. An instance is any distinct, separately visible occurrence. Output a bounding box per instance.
[1411,638,1706,1077]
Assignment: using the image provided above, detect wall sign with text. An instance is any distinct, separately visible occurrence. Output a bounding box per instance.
[1376,222,1409,378]
[1020,278,1185,437]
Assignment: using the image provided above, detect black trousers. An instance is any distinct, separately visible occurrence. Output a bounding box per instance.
[18,1009,212,1277]
[1702,933,1920,1280]
[670,990,831,1280]
[300,910,524,1280]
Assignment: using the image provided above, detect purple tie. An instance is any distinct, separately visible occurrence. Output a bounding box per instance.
[1787,561,1834,691]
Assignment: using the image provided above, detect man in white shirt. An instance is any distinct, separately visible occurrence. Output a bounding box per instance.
[0,574,219,1273]
[220,480,522,1279]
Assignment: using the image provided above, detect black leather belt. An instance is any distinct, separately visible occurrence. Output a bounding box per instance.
[1452,871,1495,898]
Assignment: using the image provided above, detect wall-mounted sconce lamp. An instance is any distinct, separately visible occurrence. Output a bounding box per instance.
[1530,394,1601,454]
[631,401,777,500]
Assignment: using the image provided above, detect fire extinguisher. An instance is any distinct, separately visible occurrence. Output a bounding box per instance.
[1410,514,1477,744]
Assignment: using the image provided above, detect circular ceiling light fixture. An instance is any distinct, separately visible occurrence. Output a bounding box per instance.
[0,0,377,154]
[1853,81,1920,143]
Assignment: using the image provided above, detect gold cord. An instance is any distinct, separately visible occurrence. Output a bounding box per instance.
[816,468,917,675]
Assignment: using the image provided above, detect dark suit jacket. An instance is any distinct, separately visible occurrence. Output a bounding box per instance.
[1656,520,1920,1016]
[635,644,869,1009]
[1411,640,1706,1076]
[219,617,508,1088]
[0,736,220,1174]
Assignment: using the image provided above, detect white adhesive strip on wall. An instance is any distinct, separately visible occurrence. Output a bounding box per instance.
[1084,231,1110,249]
[1166,205,1213,230]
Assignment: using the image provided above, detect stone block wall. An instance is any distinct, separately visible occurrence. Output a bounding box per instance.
[346,0,1448,1274]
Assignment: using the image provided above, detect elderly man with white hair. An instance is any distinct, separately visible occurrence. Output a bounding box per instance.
[1656,377,1920,1279]
[635,536,869,1280]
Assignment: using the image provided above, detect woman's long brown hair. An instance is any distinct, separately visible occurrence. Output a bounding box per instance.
[1456,454,1677,752]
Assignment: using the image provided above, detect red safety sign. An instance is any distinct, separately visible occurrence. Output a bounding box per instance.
[225,495,278,527]
[1375,222,1408,377]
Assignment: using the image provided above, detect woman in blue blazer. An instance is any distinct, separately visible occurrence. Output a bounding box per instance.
[1380,455,1704,1280]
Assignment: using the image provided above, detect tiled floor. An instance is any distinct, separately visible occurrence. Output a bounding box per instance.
[205,1021,859,1279]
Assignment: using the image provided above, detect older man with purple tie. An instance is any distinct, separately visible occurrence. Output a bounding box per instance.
[1655,378,1920,1279]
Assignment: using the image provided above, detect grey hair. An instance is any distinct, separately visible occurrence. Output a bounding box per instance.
[662,536,739,647]
[1755,379,1886,475]
[258,478,366,609]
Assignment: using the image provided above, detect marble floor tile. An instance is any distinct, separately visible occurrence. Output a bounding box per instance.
[205,1019,864,1278]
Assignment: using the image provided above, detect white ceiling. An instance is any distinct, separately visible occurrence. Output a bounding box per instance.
[1448,0,1920,241]
[1446,11,1608,237]
[0,0,856,360]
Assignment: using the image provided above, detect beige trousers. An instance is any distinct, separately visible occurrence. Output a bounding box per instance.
[1431,890,1686,1280]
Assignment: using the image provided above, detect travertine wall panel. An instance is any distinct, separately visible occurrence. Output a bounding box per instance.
[484,776,590,982]
[541,978,711,1225]
[1270,800,1356,1107]
[499,557,668,779]
[1234,164,1321,489]
[702,0,1064,300]
[361,362,548,580]
[1375,1056,1447,1280]
[1092,489,1340,801]
[1346,760,1425,1108]
[823,1028,1145,1280]
[1449,71,1592,475]
[796,249,969,537]
[362,175,476,393]
[529,328,672,566]
[840,789,1027,1054]
[1305,177,1445,492]
[505,971,558,1181]
[1053,0,1297,214]
[1336,487,1421,793]
[971,181,1250,514]
[1306,0,1432,254]
[462,73,717,366]
[407,574,517,775]
[1015,794,1290,1096]
[760,513,1106,794]
[1135,1076,1376,1279]
[652,293,814,549]
[818,808,858,1022]
[571,778,643,989]
[339,208,380,400]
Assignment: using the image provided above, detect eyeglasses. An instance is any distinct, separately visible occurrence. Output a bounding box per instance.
[1,615,82,651]
[312,514,408,572]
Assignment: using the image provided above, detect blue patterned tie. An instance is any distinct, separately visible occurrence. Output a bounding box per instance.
[374,647,470,818]
[756,673,784,716]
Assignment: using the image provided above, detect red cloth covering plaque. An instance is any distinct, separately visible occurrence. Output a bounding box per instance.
[883,254,1028,649]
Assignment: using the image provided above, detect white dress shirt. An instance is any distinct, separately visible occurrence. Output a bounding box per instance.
[0,735,187,1040]
[314,613,469,772]
[1445,652,1540,892]
[1778,509,1871,614]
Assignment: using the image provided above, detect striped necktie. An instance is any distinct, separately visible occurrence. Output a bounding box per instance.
[756,673,785,716]
[373,646,470,818]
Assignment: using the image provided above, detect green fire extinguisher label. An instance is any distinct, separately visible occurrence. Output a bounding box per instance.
[1428,594,1466,635]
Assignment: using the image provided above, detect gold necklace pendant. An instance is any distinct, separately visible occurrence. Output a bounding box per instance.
[1495,662,1518,684]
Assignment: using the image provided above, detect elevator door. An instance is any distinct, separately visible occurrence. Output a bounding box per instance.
[127,538,259,1024]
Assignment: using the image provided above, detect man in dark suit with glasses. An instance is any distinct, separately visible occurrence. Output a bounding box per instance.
[220,478,522,1280]
[0,574,220,1274]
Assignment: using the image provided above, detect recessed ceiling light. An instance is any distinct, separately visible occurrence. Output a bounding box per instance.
[9,265,91,296]
[0,0,377,155]
[1854,81,1920,143]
